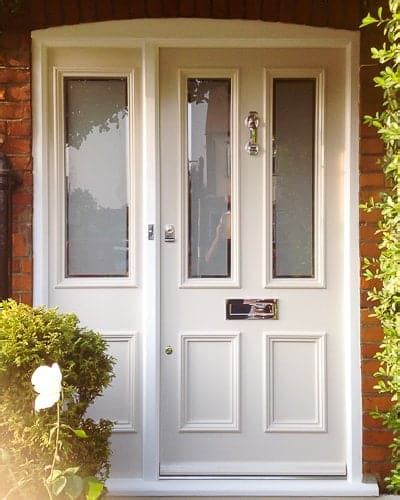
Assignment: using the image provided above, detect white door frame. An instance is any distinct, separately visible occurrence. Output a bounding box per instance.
[32,19,377,496]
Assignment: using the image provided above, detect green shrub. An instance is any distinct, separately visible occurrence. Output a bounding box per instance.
[0,299,115,498]
[361,0,400,493]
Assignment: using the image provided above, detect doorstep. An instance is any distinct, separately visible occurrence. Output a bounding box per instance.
[107,496,397,500]
[106,478,379,497]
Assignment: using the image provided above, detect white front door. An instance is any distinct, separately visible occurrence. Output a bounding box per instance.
[43,36,352,484]
[159,47,347,476]
[46,46,143,477]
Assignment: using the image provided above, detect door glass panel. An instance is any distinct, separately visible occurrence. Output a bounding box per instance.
[272,79,315,278]
[64,77,129,277]
[187,78,231,278]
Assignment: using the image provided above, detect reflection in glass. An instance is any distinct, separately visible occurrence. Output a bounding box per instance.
[187,78,231,278]
[272,79,315,278]
[64,78,129,277]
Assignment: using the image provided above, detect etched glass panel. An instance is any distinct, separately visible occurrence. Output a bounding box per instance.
[187,78,231,278]
[272,79,315,278]
[64,78,129,277]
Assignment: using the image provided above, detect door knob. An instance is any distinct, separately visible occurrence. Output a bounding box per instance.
[164,345,173,355]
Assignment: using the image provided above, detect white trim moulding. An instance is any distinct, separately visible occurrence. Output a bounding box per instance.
[102,332,137,433]
[263,68,325,289]
[263,332,326,433]
[31,18,375,497]
[179,332,240,433]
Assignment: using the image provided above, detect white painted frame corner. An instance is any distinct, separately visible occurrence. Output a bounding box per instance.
[178,68,240,289]
[263,331,326,433]
[264,68,325,289]
[51,66,137,289]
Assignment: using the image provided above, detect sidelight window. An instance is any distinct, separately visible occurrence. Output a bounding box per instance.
[64,77,130,278]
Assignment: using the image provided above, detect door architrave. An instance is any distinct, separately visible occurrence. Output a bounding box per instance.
[31,18,375,496]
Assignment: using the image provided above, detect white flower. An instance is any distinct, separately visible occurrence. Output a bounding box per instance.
[31,363,62,411]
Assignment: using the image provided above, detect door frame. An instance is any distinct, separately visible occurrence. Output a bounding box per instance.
[32,19,377,496]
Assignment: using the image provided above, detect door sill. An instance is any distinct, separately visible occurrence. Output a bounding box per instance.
[160,461,346,476]
[107,478,379,496]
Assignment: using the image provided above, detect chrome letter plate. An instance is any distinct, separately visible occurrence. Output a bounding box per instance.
[226,299,278,320]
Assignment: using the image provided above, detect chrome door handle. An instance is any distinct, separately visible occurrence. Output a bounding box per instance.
[164,224,175,242]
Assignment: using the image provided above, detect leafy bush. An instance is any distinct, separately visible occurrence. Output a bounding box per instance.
[361,1,400,493]
[0,299,115,498]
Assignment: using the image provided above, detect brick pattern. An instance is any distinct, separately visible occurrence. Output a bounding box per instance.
[0,0,362,31]
[0,0,391,489]
[359,10,392,487]
[0,32,32,305]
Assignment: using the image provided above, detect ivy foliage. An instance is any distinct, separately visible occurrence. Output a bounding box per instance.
[361,0,400,493]
[0,300,115,498]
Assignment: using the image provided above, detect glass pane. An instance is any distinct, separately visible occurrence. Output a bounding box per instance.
[187,78,231,278]
[272,79,315,278]
[64,78,129,277]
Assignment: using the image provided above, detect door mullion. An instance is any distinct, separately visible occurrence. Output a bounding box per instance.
[141,42,161,481]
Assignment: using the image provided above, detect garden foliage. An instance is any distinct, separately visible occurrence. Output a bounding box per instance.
[361,0,400,493]
[0,300,115,498]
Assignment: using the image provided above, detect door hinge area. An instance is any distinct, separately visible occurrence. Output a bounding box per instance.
[148,224,155,240]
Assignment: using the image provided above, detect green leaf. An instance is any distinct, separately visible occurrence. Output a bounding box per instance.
[52,475,67,496]
[63,466,80,475]
[73,428,88,439]
[64,474,84,499]
[85,477,104,500]
[49,469,63,481]
[361,13,379,27]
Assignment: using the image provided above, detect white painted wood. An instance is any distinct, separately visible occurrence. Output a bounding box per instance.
[264,332,326,432]
[31,18,370,496]
[160,46,346,477]
[43,46,143,479]
[178,69,240,288]
[106,478,378,497]
[32,39,49,306]
[111,497,393,500]
[31,19,359,49]
[108,497,381,500]
[343,37,363,485]
[141,42,161,481]
[51,66,137,289]
[179,333,240,432]
[86,332,136,432]
[160,460,344,476]
[264,69,325,288]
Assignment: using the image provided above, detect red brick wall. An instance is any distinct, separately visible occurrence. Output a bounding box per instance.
[0,32,32,305]
[0,0,391,490]
[359,16,393,486]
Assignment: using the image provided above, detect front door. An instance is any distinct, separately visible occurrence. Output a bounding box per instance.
[160,47,347,476]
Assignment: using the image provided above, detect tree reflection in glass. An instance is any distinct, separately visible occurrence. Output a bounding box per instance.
[64,78,129,277]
